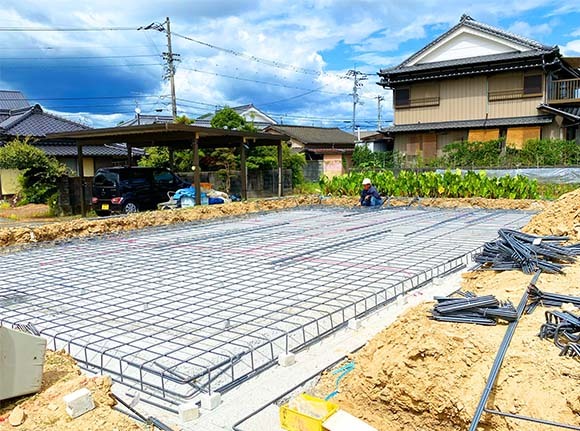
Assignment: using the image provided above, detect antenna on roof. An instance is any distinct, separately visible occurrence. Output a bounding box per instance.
[460,14,473,22]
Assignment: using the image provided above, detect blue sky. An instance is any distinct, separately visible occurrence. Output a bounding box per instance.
[0,1,579,130]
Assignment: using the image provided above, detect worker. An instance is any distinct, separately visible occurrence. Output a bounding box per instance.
[360,178,382,206]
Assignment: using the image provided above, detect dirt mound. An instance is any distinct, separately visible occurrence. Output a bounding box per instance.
[322,196,547,211]
[0,350,142,431]
[0,196,548,249]
[0,196,321,248]
[315,266,580,431]
[523,187,580,239]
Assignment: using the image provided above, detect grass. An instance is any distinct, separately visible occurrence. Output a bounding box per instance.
[537,183,580,200]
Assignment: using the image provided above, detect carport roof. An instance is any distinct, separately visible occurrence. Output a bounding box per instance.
[46,123,288,148]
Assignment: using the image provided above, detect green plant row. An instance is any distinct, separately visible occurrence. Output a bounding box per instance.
[319,170,540,199]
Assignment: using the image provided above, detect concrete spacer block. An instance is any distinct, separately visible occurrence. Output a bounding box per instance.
[201,392,221,410]
[63,388,95,419]
[278,352,296,367]
[177,401,200,422]
[348,318,361,330]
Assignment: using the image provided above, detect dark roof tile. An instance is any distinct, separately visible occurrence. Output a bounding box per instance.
[0,105,90,137]
[383,116,554,133]
[266,125,355,145]
[0,90,30,110]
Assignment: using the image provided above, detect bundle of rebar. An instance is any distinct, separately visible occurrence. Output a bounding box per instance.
[431,291,517,325]
[527,285,580,314]
[473,229,580,274]
[538,309,580,358]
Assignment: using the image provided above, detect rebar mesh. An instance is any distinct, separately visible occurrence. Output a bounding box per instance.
[0,207,531,405]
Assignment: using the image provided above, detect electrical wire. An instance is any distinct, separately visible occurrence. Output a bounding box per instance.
[172,31,322,76]
[2,54,160,60]
[0,26,138,32]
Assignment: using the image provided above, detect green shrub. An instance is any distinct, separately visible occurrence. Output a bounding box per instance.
[319,170,539,199]
[0,138,68,204]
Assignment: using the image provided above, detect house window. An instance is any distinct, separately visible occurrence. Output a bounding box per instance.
[394,88,410,107]
[506,126,541,149]
[523,74,543,96]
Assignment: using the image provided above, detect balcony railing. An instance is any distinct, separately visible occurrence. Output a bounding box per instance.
[548,79,580,104]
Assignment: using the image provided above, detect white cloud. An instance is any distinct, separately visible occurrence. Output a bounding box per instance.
[507,20,553,39]
[0,0,568,129]
[560,40,580,56]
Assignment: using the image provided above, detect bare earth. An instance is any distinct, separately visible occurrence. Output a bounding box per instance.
[0,196,549,248]
[0,191,578,430]
[314,188,580,431]
[0,350,143,431]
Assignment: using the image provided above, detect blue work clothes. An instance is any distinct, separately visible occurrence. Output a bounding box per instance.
[360,186,382,206]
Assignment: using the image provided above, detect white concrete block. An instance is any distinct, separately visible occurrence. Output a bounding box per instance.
[63,388,95,419]
[432,277,444,286]
[177,401,200,422]
[348,318,361,330]
[278,352,296,367]
[201,392,221,410]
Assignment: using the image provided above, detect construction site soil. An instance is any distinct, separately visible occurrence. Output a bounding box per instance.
[0,196,548,248]
[0,350,143,431]
[0,190,577,430]
[315,188,580,431]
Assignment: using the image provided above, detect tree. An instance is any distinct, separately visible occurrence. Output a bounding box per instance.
[210,106,257,132]
[247,145,305,186]
[138,115,196,171]
[0,138,68,203]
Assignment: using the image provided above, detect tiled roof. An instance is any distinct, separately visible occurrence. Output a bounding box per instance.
[266,125,355,145]
[383,116,554,133]
[0,104,90,137]
[382,50,553,75]
[538,104,580,120]
[0,90,30,110]
[392,15,552,71]
[34,141,143,157]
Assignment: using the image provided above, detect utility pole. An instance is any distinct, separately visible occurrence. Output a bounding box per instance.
[375,95,385,129]
[164,17,178,120]
[140,18,180,120]
[346,68,368,136]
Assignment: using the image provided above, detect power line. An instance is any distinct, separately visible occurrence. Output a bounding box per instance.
[0,26,138,32]
[1,54,159,60]
[179,66,344,96]
[171,31,322,76]
[0,63,163,70]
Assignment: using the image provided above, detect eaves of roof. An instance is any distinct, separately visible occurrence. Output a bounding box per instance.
[379,50,556,86]
[383,115,554,133]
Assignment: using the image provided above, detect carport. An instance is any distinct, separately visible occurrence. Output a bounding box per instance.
[48,124,289,216]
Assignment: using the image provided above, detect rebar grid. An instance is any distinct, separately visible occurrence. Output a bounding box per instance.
[0,207,531,405]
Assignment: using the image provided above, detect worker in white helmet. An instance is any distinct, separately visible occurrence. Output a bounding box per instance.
[360,178,382,206]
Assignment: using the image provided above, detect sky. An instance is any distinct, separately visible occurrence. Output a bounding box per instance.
[0,1,579,131]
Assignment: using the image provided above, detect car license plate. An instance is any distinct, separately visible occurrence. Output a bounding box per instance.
[101,204,109,210]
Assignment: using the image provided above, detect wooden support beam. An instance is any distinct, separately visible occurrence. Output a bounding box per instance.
[240,142,248,201]
[277,142,283,197]
[193,139,201,206]
[168,147,175,170]
[77,144,86,217]
[127,143,133,167]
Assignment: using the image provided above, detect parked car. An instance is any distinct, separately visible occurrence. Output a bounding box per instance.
[91,167,189,216]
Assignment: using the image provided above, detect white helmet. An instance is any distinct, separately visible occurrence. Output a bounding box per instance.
[362,178,371,185]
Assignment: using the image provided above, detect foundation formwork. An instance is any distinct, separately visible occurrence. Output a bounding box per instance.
[0,207,531,407]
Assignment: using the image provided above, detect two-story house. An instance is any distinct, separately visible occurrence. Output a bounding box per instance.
[378,15,580,160]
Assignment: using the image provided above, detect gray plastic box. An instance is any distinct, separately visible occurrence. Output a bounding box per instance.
[0,326,46,400]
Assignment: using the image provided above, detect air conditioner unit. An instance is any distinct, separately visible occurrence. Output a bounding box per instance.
[0,326,46,401]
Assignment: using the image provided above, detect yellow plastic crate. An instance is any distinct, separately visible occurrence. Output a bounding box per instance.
[279,394,339,431]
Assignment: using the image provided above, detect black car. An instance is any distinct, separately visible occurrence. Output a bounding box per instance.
[91,167,189,216]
